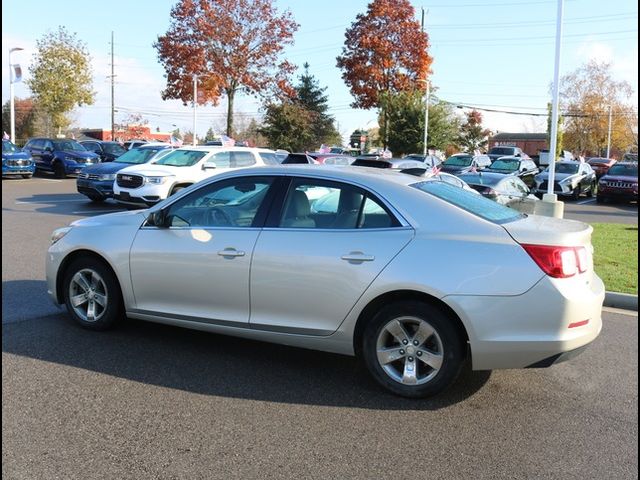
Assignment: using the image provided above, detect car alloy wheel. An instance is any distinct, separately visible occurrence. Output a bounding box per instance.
[63,257,122,330]
[362,301,464,398]
[376,316,444,385]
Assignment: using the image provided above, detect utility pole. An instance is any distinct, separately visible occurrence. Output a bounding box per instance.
[110,31,115,141]
[421,7,430,156]
[192,74,198,146]
[606,104,612,158]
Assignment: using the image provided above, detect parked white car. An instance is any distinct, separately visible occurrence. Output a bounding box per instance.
[113,146,278,207]
[47,165,603,398]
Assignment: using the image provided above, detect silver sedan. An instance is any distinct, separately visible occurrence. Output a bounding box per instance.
[46,166,604,398]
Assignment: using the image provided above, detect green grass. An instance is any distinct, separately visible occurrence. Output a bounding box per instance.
[591,223,638,295]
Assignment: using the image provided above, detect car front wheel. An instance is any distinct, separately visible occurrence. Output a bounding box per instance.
[62,257,122,330]
[361,301,465,398]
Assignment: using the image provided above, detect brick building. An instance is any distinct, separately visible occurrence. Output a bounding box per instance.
[489,132,548,159]
[82,126,171,143]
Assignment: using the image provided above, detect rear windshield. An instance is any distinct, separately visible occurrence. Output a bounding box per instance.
[154,150,207,167]
[411,181,523,224]
[489,147,515,155]
[489,159,519,170]
[444,155,473,166]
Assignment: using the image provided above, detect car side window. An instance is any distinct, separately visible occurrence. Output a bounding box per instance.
[164,177,274,228]
[232,151,256,168]
[208,151,231,168]
[279,179,399,229]
[44,140,53,151]
[83,142,100,153]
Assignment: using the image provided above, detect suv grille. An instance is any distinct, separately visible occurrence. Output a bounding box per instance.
[605,181,634,188]
[117,173,144,188]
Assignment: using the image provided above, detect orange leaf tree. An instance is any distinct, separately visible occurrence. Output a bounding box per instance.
[155,0,298,136]
[336,0,432,146]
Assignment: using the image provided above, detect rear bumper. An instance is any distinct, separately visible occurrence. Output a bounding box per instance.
[444,273,605,370]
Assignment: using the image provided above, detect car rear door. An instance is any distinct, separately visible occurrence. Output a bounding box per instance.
[249,177,414,336]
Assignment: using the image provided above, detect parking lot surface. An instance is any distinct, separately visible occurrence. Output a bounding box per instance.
[3,175,638,479]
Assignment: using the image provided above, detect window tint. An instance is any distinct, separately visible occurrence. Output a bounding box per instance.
[258,152,279,165]
[280,179,398,229]
[412,181,523,224]
[232,151,256,167]
[165,177,274,228]
[82,142,100,153]
[207,151,231,168]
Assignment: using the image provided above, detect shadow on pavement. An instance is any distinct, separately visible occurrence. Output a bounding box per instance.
[2,297,491,410]
[14,192,128,216]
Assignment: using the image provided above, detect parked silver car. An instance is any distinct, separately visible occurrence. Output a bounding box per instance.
[46,165,604,398]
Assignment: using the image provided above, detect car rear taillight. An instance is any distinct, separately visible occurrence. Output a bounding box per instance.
[521,244,588,278]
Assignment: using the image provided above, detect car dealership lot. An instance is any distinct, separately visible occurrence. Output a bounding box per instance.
[3,175,638,479]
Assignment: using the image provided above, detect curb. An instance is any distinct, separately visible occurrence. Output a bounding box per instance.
[604,291,638,312]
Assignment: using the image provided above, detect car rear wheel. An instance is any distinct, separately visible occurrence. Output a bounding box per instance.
[361,301,464,398]
[62,257,122,330]
[596,195,606,203]
[21,174,32,179]
[88,195,105,203]
[571,186,581,200]
[54,162,66,179]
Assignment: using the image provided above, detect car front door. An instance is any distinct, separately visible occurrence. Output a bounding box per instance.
[249,177,414,336]
[128,175,277,325]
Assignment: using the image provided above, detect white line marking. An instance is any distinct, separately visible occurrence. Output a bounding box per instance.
[577,199,596,205]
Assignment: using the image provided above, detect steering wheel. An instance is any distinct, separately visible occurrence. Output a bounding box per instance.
[206,207,233,226]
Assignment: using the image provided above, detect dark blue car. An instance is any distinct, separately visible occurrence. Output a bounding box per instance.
[23,137,99,178]
[2,139,36,178]
[77,144,174,202]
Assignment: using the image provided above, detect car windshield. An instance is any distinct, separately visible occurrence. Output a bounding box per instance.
[2,140,19,153]
[489,159,520,170]
[103,143,127,155]
[547,163,579,174]
[52,140,87,151]
[607,164,638,176]
[489,147,514,155]
[411,181,523,224]
[444,155,473,166]
[154,150,207,167]
[115,147,167,164]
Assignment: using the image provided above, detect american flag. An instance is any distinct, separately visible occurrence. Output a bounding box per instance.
[431,165,441,175]
[221,135,235,147]
[170,135,183,147]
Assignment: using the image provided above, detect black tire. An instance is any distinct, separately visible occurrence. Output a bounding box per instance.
[54,162,66,179]
[21,174,32,179]
[361,301,465,398]
[596,195,605,204]
[170,185,189,196]
[62,256,123,331]
[88,195,105,203]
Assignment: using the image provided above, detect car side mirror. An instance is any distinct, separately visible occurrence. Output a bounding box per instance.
[147,209,167,228]
[202,162,216,170]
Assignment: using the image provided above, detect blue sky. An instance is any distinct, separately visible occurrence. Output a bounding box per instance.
[2,0,637,145]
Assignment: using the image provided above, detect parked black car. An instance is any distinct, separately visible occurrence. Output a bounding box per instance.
[484,156,539,188]
[597,162,638,204]
[23,137,99,178]
[80,140,126,162]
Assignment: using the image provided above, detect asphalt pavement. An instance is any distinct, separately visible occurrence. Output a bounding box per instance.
[2,174,638,479]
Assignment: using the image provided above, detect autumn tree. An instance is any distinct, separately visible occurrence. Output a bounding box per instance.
[457,110,490,153]
[560,61,636,158]
[2,98,40,144]
[336,0,431,147]
[27,26,94,134]
[155,0,298,137]
[295,63,341,148]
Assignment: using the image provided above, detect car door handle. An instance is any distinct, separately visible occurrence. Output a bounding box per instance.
[341,252,375,263]
[217,248,245,258]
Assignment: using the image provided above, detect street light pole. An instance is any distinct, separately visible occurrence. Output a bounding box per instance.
[423,81,430,156]
[606,104,612,158]
[540,0,565,219]
[192,74,198,146]
[9,47,24,143]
